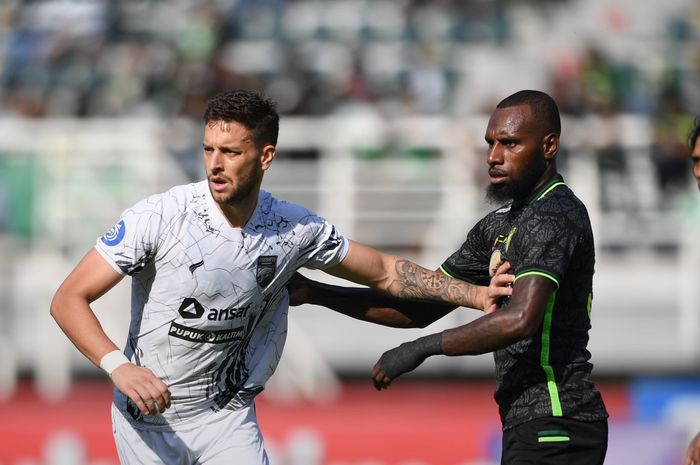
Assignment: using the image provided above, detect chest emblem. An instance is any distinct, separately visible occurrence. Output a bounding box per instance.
[256,256,277,287]
[490,227,518,276]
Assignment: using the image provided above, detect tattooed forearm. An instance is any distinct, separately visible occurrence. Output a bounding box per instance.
[387,260,480,308]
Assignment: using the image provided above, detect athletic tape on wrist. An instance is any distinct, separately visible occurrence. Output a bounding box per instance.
[99,350,130,376]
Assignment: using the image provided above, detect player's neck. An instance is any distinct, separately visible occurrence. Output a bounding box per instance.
[216,193,259,229]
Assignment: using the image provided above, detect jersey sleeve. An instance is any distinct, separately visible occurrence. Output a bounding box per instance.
[296,215,349,270]
[94,194,168,276]
[510,205,582,288]
[440,218,491,285]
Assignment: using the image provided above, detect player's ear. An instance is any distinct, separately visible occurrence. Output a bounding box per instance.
[543,133,559,161]
[260,144,276,171]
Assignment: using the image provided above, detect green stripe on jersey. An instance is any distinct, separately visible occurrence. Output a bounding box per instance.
[587,292,592,319]
[540,291,562,417]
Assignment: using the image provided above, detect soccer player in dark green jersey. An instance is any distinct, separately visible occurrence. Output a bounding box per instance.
[684,116,700,465]
[288,90,608,464]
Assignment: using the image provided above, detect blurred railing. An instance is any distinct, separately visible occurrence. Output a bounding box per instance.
[0,115,698,403]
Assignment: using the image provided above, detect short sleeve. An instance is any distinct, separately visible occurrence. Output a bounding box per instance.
[511,208,581,288]
[94,194,167,276]
[297,216,349,270]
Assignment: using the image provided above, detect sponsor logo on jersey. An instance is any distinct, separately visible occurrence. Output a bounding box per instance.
[178,297,205,319]
[168,321,243,344]
[256,256,277,287]
[207,302,250,321]
[100,220,126,246]
[177,297,249,321]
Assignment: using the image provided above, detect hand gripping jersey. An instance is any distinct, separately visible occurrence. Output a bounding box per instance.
[440,174,608,430]
[95,181,348,431]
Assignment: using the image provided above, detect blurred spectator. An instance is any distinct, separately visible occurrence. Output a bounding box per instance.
[580,46,620,114]
[579,47,634,212]
[651,93,694,203]
[1,0,110,117]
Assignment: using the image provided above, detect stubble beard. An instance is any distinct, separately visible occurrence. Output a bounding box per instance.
[209,171,261,207]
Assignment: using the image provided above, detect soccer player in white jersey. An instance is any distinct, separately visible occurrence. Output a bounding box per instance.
[50,89,513,465]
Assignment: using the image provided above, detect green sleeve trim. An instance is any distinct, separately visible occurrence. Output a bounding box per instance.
[540,291,563,417]
[536,181,566,201]
[439,264,457,278]
[514,270,560,289]
[538,436,570,443]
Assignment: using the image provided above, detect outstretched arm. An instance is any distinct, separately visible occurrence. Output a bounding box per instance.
[371,274,554,389]
[50,249,171,416]
[287,272,456,328]
[322,240,512,311]
[290,250,513,328]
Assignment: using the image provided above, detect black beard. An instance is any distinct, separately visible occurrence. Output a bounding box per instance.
[485,161,547,204]
[486,181,531,204]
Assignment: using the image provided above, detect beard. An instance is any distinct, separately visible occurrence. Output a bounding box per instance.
[485,157,546,205]
[209,170,262,206]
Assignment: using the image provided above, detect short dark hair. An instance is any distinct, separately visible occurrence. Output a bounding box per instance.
[496,90,561,136]
[689,116,700,150]
[203,89,279,148]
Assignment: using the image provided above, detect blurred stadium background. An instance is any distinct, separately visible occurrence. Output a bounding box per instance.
[1,0,700,464]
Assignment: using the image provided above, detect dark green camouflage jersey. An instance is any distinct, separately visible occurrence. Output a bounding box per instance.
[440,174,608,430]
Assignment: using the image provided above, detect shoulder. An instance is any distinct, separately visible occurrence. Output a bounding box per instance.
[128,182,203,218]
[537,185,589,222]
[525,185,592,241]
[258,190,328,226]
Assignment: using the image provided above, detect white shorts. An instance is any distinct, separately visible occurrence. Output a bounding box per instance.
[111,403,270,465]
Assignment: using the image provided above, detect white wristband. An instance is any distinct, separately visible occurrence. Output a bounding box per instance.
[99,350,130,376]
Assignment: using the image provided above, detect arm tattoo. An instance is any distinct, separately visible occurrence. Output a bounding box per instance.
[387,260,478,307]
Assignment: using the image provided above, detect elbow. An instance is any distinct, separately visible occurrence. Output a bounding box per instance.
[49,285,72,323]
[49,290,63,322]
[508,309,540,340]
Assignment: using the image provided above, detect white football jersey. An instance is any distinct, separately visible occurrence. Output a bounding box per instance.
[95,181,348,431]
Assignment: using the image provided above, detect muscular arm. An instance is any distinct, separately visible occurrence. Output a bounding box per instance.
[440,275,554,355]
[50,249,170,415]
[288,272,456,328]
[50,249,125,366]
[292,242,512,327]
[324,240,492,310]
[372,275,555,389]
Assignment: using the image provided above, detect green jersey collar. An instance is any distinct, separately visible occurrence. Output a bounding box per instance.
[512,174,566,208]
